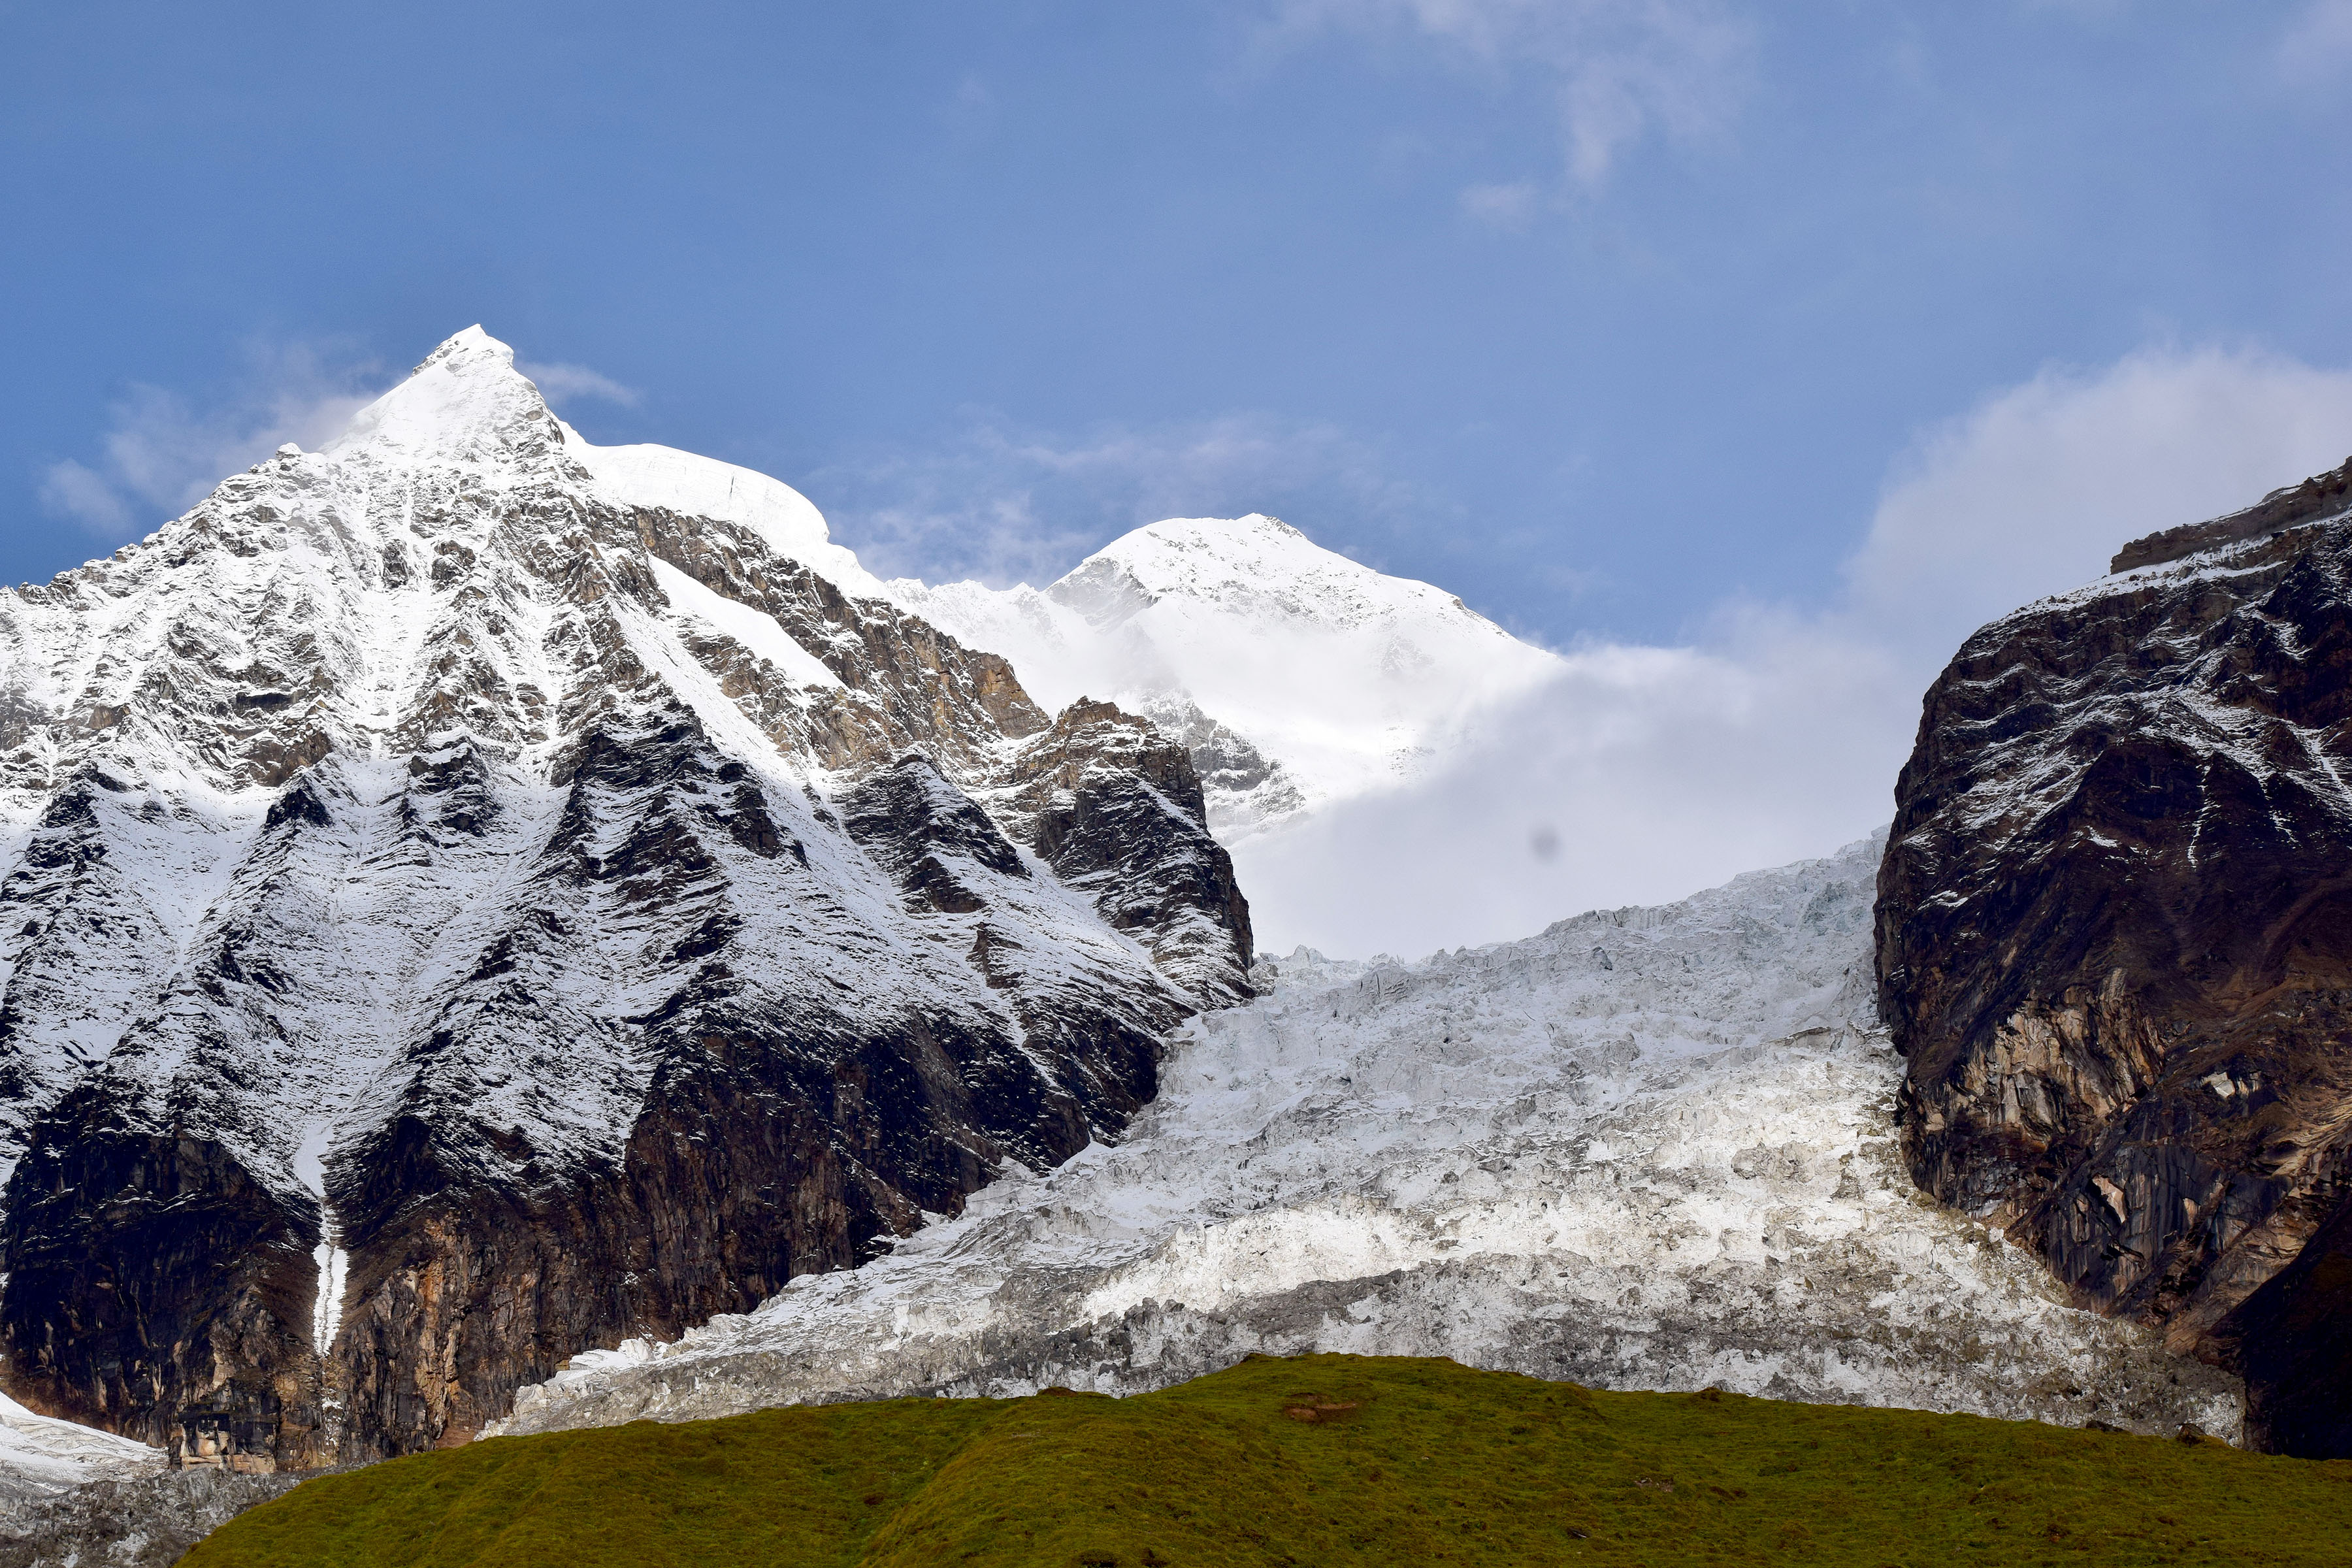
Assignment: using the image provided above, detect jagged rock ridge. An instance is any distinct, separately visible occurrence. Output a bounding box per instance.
[0,328,1250,1469]
[1878,467,2352,1456]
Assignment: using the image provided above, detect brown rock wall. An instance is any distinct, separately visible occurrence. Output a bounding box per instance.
[1878,501,2352,1454]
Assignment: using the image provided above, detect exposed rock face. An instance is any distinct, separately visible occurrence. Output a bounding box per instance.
[0,329,1248,1469]
[2108,455,2352,574]
[1877,482,2352,1454]
[990,699,1254,1007]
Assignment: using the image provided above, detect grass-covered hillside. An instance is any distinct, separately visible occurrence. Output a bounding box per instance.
[187,1354,2352,1567]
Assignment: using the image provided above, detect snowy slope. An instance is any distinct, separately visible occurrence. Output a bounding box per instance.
[498,835,2238,1443]
[0,327,1250,1468]
[890,515,1561,836]
[563,432,890,602]
[0,1395,160,1506]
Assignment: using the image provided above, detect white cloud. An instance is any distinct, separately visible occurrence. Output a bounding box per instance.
[939,73,997,135]
[1260,0,1754,188]
[37,342,385,542]
[816,412,1429,587]
[2281,0,2352,79]
[1844,346,2352,663]
[1237,345,2352,958]
[1460,178,1540,227]
[1237,617,1910,956]
[515,360,641,409]
[36,459,134,536]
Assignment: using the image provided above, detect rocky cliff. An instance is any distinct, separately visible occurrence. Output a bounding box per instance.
[0,328,1250,1469]
[1876,461,2352,1455]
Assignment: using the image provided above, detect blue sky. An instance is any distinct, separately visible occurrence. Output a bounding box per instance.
[7,0,2352,659]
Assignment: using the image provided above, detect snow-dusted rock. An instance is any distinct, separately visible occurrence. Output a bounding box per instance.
[0,328,1249,1468]
[496,836,2238,1442]
[1884,476,2352,1457]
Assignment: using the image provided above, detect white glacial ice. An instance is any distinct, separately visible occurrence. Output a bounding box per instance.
[0,1394,163,1505]
[496,833,2240,1442]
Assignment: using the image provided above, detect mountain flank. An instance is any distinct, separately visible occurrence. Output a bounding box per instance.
[0,328,1250,1469]
[1879,460,2352,1456]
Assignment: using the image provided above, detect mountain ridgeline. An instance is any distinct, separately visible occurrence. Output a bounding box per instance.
[1877,455,2352,1457]
[0,329,1250,1469]
[16,320,2352,1510]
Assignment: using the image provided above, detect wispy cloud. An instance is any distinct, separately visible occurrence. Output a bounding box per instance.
[39,342,643,543]
[35,461,133,537]
[1460,178,1541,228]
[1237,344,2352,957]
[36,341,387,542]
[515,359,641,409]
[813,412,1433,587]
[2279,0,2352,80]
[938,73,997,136]
[1256,0,1754,191]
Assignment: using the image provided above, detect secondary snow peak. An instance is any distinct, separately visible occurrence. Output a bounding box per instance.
[891,512,1563,838]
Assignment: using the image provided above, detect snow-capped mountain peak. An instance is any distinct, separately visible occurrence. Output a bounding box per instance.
[0,325,1250,1470]
[314,326,885,600]
[321,325,567,472]
[890,514,1562,837]
[1060,512,1492,638]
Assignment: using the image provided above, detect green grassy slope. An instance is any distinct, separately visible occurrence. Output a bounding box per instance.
[187,1354,2352,1567]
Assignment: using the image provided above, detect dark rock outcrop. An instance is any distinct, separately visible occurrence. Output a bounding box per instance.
[990,698,1254,1007]
[1878,471,2352,1454]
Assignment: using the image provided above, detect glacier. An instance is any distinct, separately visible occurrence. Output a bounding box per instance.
[497,834,2237,1442]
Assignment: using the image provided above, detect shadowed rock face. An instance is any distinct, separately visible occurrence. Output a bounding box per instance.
[1877,491,2352,1455]
[0,329,1249,1468]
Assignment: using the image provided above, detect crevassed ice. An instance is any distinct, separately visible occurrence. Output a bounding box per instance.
[495,834,2240,1443]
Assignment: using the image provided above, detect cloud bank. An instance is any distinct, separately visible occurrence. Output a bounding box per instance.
[1238,346,2352,958]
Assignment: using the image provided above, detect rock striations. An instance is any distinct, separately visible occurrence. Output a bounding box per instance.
[1878,463,2352,1456]
[0,328,1250,1469]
